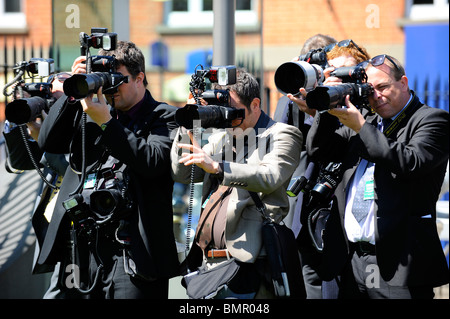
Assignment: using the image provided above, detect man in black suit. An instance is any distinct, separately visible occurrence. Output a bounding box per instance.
[306,54,449,298]
[37,41,180,298]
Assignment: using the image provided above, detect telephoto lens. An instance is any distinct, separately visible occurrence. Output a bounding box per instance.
[274,61,324,96]
[5,96,49,124]
[175,104,245,129]
[63,72,128,99]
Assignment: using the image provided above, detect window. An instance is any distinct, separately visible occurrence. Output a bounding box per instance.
[407,0,449,20]
[0,0,27,31]
[165,0,257,28]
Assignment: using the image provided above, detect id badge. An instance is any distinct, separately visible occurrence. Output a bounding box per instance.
[363,180,375,200]
[84,173,97,189]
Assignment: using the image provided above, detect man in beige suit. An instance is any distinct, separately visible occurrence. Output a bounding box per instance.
[171,69,302,298]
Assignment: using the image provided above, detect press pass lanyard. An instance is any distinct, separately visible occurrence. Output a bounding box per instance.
[382,92,416,138]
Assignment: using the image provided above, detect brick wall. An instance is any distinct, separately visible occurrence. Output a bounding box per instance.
[1,0,407,119]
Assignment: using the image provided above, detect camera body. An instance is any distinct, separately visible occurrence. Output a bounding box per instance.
[298,48,328,69]
[310,162,342,202]
[287,162,342,205]
[4,58,56,124]
[175,65,246,129]
[63,167,134,229]
[63,28,128,99]
[306,65,374,111]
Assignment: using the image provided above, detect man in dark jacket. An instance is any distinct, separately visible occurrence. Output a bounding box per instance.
[306,54,449,298]
[37,41,179,298]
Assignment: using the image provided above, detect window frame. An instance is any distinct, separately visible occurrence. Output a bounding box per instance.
[165,0,257,29]
[0,0,27,31]
[407,0,449,20]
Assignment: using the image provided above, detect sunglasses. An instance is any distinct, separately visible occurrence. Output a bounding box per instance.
[358,54,400,71]
[47,72,72,83]
[323,39,365,56]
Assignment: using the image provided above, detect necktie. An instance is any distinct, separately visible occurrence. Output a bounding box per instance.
[195,185,231,250]
[351,162,375,223]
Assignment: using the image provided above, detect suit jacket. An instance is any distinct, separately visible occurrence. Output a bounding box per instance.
[37,91,180,280]
[306,92,449,287]
[171,111,303,263]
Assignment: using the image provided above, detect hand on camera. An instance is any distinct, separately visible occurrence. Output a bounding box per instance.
[328,95,365,133]
[71,56,87,74]
[323,66,343,86]
[287,87,316,117]
[25,110,47,141]
[81,86,112,126]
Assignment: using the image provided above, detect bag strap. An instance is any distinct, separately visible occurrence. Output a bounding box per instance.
[248,191,272,222]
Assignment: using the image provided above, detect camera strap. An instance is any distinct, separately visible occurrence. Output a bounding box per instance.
[382,91,417,138]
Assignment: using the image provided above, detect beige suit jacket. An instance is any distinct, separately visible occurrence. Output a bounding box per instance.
[171,118,302,262]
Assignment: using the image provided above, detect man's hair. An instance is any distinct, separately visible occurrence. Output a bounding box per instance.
[99,41,148,86]
[385,55,406,81]
[213,68,260,110]
[300,33,337,55]
[326,42,370,64]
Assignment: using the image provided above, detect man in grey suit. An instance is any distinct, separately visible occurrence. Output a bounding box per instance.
[171,69,303,298]
[306,54,449,298]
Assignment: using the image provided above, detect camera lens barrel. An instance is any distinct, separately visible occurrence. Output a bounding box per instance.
[5,96,48,124]
[175,104,245,129]
[274,61,324,96]
[63,72,127,99]
[175,104,224,129]
[306,84,356,111]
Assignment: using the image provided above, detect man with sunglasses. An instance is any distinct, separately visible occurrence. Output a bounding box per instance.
[276,38,370,299]
[306,54,449,299]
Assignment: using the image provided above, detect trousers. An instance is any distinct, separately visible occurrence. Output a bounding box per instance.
[339,250,435,299]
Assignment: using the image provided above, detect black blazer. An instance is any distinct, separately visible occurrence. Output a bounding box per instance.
[37,91,180,280]
[306,92,449,287]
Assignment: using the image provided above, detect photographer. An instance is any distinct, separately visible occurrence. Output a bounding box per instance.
[306,54,449,298]
[171,69,303,298]
[36,40,180,299]
[2,71,73,298]
[276,39,370,299]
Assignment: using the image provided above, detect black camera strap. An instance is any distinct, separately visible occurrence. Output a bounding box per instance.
[383,91,418,138]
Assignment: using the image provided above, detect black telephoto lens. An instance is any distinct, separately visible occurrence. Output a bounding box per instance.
[63,72,111,99]
[306,84,356,111]
[5,96,48,124]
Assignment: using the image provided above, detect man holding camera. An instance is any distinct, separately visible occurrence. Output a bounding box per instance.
[274,38,370,299]
[171,69,303,298]
[306,54,449,298]
[36,40,180,298]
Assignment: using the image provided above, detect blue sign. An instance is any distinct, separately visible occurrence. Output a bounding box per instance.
[151,41,168,68]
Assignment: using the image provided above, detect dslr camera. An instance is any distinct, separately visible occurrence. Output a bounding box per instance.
[175,65,246,129]
[287,162,342,204]
[62,166,134,230]
[274,48,327,96]
[63,28,128,99]
[306,65,374,111]
[4,58,56,124]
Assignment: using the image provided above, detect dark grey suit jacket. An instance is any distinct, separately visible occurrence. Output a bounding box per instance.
[306,92,449,287]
